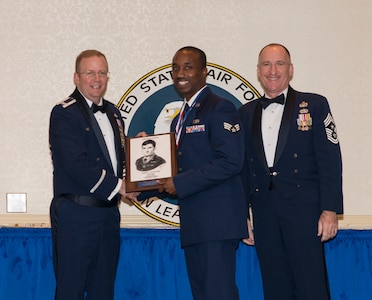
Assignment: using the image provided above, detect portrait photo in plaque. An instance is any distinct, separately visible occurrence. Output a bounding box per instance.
[125,133,177,192]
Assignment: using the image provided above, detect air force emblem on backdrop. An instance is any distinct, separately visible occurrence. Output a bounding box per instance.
[117,63,260,226]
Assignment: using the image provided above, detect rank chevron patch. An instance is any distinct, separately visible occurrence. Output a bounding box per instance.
[223,122,240,133]
[324,113,339,144]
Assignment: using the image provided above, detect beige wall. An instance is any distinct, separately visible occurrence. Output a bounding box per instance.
[1,0,371,227]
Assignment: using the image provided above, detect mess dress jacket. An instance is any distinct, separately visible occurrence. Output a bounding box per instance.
[238,86,343,214]
[49,88,125,203]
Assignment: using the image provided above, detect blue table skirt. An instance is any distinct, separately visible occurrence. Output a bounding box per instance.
[0,228,371,300]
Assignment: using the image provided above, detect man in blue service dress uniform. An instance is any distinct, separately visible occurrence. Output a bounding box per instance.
[49,50,134,300]
[239,43,343,300]
[158,46,248,300]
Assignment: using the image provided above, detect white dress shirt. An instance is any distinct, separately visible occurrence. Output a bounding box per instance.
[85,98,122,200]
[261,88,288,167]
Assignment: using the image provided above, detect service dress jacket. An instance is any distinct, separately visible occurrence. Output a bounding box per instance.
[171,87,248,247]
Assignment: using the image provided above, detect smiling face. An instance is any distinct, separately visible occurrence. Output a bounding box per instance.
[171,49,207,101]
[257,44,293,98]
[74,55,109,104]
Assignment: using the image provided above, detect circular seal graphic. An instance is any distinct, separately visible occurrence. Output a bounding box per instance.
[117,63,261,226]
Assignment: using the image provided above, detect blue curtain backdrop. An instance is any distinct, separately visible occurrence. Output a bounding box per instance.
[0,228,371,300]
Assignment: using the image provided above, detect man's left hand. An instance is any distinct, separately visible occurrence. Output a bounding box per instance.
[318,210,338,242]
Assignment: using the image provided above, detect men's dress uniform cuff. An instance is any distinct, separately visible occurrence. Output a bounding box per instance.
[108,179,122,201]
[90,169,106,193]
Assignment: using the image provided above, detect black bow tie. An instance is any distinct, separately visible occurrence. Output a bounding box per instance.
[92,102,107,114]
[260,94,285,109]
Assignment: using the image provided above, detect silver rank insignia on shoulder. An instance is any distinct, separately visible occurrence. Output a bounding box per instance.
[58,97,76,108]
[223,122,240,133]
[324,113,339,144]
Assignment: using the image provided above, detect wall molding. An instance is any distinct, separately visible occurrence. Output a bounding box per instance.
[1,214,372,229]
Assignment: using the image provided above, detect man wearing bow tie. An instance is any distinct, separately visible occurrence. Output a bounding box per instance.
[239,44,343,300]
[49,50,134,300]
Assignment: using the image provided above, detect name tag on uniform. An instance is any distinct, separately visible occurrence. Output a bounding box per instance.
[185,124,205,134]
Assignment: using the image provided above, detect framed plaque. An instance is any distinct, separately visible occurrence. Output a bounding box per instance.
[125,132,178,192]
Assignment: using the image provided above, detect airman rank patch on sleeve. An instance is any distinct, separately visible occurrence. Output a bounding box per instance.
[324,113,339,144]
[223,122,240,133]
[57,97,76,108]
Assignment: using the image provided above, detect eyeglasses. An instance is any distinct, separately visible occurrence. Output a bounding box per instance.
[78,70,110,79]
